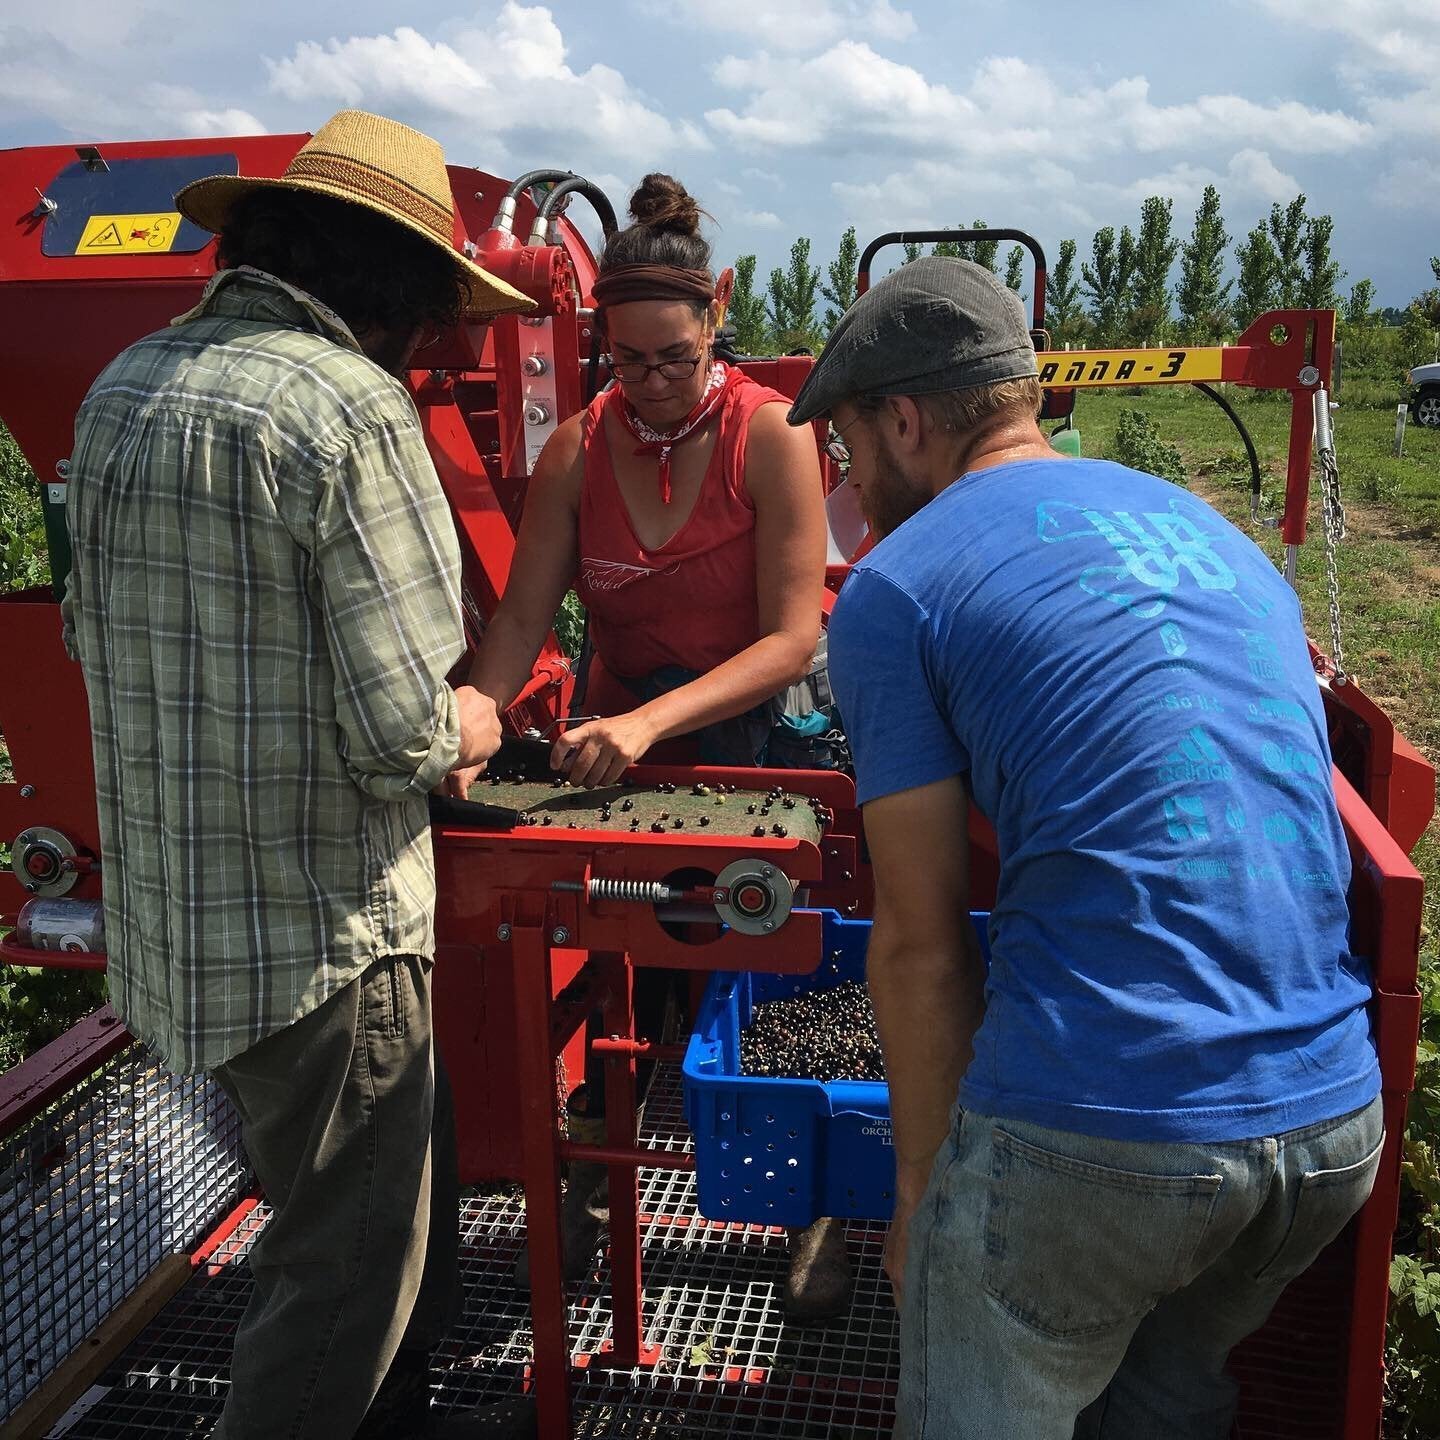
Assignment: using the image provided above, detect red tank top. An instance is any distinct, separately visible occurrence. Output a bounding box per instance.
[576,369,789,693]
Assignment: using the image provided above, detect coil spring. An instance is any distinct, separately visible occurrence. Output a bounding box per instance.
[586,877,675,904]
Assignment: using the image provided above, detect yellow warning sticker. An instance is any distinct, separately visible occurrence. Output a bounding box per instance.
[1037,347,1225,388]
[75,212,182,256]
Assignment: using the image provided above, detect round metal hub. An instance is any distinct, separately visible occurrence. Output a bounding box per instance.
[713,858,793,935]
[12,826,80,897]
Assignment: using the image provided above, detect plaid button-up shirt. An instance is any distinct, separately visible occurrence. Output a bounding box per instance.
[62,268,465,1072]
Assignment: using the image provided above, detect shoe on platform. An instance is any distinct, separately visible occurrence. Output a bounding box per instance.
[513,1114,610,1290]
[783,1215,854,1324]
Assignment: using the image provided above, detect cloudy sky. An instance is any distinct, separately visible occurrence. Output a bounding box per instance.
[3,0,1435,308]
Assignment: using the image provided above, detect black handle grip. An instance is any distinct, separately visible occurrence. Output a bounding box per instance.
[427,795,523,831]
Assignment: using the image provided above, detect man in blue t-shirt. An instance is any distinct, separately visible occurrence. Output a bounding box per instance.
[788,257,1382,1439]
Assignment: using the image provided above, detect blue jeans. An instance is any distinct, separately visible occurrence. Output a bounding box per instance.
[897,1096,1384,1439]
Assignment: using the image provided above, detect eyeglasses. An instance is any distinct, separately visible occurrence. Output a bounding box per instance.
[606,354,705,384]
[824,413,866,467]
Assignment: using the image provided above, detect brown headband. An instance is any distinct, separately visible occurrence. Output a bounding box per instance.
[591,263,717,308]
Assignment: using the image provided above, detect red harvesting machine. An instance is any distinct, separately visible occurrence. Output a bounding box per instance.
[0,134,1431,1439]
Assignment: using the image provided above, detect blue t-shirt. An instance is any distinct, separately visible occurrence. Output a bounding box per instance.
[829,457,1378,1143]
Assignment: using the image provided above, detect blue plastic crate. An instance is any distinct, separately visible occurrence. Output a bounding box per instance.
[682,909,990,1228]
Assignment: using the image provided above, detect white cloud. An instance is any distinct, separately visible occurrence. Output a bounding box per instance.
[266,5,709,166]
[713,178,742,196]
[707,45,1371,161]
[1373,158,1440,211]
[0,17,264,138]
[1252,0,1438,79]
[736,208,782,228]
[742,166,781,185]
[1226,148,1301,204]
[641,0,914,53]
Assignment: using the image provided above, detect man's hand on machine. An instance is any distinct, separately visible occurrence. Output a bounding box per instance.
[443,686,503,798]
[550,711,658,789]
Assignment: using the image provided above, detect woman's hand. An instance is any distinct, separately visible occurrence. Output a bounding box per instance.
[551,710,659,788]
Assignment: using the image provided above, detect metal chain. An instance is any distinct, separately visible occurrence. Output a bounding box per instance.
[1313,390,1348,686]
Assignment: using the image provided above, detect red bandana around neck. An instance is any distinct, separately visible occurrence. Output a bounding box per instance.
[614,361,736,503]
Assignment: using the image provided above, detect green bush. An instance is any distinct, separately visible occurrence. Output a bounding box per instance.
[0,964,106,1073]
[0,421,47,592]
[1111,407,1188,486]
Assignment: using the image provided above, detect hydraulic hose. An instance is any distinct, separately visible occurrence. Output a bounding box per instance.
[1192,381,1263,524]
[532,174,619,242]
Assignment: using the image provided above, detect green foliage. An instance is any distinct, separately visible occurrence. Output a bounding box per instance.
[821,225,859,336]
[1401,306,1439,370]
[1338,281,1385,370]
[728,254,772,355]
[766,236,821,352]
[551,590,585,659]
[930,234,963,260]
[954,219,998,274]
[1130,196,1179,346]
[1411,256,1440,333]
[1345,279,1377,329]
[1268,193,1309,308]
[1003,245,1024,295]
[1299,213,1344,312]
[1,421,47,593]
[1176,184,1232,342]
[1081,224,1135,345]
[1234,221,1279,330]
[900,241,923,265]
[0,964,107,1073]
[1111,407,1187,486]
[1044,238,1087,347]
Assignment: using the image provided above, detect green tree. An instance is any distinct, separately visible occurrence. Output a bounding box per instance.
[1003,245,1025,294]
[1400,303,1438,369]
[901,241,924,265]
[766,236,821,351]
[1176,183,1232,342]
[1298,213,1344,311]
[1411,256,1440,330]
[1343,279,1376,328]
[956,219,999,274]
[1267,193,1308,308]
[930,232,963,259]
[1234,222,1279,330]
[1338,279,1381,368]
[728,254,772,355]
[820,226,859,336]
[1044,238,1086,346]
[1130,196,1179,345]
[1081,225,1135,346]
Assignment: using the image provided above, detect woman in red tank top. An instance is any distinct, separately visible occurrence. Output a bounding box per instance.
[462,174,825,785]
[461,175,850,1324]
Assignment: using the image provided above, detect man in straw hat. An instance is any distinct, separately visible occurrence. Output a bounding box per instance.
[789,257,1381,1437]
[62,111,537,1437]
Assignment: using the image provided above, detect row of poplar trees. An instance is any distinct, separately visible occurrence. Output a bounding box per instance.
[728,187,1359,355]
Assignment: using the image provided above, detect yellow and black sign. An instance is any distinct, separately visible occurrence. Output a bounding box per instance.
[75,212,182,256]
[1037,347,1224,388]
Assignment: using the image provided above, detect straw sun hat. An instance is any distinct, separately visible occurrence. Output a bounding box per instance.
[175,109,534,318]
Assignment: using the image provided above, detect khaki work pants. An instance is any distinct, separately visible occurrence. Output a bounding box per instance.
[211,955,460,1440]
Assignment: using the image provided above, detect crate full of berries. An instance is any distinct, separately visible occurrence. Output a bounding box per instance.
[682,910,990,1228]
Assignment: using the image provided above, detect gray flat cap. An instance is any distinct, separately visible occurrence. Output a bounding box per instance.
[788,255,1038,425]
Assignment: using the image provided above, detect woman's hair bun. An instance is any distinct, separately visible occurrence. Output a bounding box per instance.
[628,174,705,236]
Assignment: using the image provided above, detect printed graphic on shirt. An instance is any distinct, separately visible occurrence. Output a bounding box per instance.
[1036,498,1272,620]
[579,557,679,592]
[1156,725,1233,785]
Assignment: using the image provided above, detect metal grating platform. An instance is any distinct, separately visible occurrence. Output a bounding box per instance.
[51,1068,900,1439]
[2,1041,249,1424]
